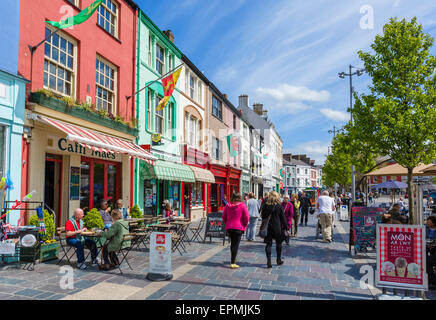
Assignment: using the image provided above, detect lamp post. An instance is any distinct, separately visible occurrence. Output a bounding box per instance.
[328,125,345,198]
[338,65,365,203]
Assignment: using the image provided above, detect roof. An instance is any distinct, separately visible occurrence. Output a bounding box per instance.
[0,68,30,83]
[237,104,270,138]
[283,158,313,167]
[209,82,240,116]
[181,55,209,84]
[365,163,435,176]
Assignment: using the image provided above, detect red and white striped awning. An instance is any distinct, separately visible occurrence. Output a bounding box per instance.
[38,115,157,164]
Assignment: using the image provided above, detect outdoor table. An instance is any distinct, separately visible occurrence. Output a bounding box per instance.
[82,231,108,263]
[149,223,172,232]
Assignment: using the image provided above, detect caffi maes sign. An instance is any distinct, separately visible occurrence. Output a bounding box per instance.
[57,138,117,160]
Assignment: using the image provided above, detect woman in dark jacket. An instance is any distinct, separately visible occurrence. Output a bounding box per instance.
[261,191,289,268]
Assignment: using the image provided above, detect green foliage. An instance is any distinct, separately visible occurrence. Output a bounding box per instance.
[130,204,142,219]
[97,109,108,118]
[28,209,55,241]
[83,208,105,230]
[78,102,93,112]
[36,88,56,98]
[61,96,77,108]
[322,136,352,188]
[352,17,436,223]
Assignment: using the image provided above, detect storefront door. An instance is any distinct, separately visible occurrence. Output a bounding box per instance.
[44,154,62,226]
[80,157,121,212]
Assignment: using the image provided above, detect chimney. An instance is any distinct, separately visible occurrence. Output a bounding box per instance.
[262,110,268,119]
[223,94,228,100]
[239,94,249,108]
[163,30,174,43]
[253,103,263,116]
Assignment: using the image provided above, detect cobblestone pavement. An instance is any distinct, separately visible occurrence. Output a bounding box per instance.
[0,214,377,300]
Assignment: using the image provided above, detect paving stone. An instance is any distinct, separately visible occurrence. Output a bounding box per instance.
[235,290,262,300]
[15,288,44,297]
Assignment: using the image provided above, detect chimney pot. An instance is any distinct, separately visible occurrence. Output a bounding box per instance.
[163,30,175,43]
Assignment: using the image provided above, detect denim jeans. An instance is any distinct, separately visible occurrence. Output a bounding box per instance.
[66,238,98,264]
[246,217,259,240]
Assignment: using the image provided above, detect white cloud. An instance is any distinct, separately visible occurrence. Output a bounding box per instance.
[256,84,330,103]
[320,108,350,121]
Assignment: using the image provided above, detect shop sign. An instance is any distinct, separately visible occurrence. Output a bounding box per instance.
[57,138,116,160]
[376,224,427,290]
[149,232,172,275]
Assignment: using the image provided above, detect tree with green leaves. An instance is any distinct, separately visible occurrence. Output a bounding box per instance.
[352,17,436,224]
[322,133,352,190]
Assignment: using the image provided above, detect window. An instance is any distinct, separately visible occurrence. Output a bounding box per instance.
[98,0,118,36]
[212,137,222,160]
[185,112,200,148]
[148,36,152,67]
[233,115,237,130]
[297,168,300,174]
[156,44,165,75]
[44,27,75,96]
[67,0,78,6]
[305,169,308,175]
[0,126,5,178]
[243,150,248,168]
[96,58,116,113]
[212,95,222,119]
[198,82,202,104]
[292,178,295,186]
[155,95,164,134]
[146,89,152,130]
[189,75,196,99]
[168,55,173,72]
[191,182,203,206]
[167,102,174,136]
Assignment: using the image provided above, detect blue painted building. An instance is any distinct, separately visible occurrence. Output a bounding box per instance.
[0,69,28,225]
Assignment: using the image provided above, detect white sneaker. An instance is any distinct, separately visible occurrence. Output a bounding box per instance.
[77,262,87,270]
[91,258,101,266]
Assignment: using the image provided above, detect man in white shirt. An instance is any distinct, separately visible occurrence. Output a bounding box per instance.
[316,190,336,243]
[246,193,260,241]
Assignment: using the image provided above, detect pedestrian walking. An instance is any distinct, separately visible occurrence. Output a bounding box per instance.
[222,193,249,269]
[260,191,289,268]
[291,194,300,237]
[281,195,294,245]
[368,192,373,204]
[246,193,260,241]
[316,190,336,243]
[300,192,312,226]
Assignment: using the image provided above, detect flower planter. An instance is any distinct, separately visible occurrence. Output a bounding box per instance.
[39,241,60,262]
[29,92,139,136]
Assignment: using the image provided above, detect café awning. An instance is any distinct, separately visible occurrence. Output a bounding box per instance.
[141,160,195,183]
[365,163,434,177]
[189,166,215,184]
[38,115,157,164]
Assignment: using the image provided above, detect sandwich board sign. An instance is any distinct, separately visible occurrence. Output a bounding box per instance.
[146,232,172,281]
[340,205,348,221]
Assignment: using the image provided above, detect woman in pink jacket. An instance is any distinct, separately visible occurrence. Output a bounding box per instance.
[281,195,294,245]
[222,193,249,269]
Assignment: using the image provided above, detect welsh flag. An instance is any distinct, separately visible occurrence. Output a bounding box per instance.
[263,153,269,160]
[226,133,241,158]
[47,0,103,30]
[156,68,182,111]
[280,168,285,177]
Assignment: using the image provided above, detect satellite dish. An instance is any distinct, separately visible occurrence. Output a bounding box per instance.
[21,234,37,247]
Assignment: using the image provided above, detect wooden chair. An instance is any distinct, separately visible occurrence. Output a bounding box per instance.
[111,233,136,274]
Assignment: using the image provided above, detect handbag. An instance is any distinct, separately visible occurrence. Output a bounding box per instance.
[309,207,315,215]
[258,211,271,239]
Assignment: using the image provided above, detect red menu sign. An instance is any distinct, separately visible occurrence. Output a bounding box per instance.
[376,224,427,290]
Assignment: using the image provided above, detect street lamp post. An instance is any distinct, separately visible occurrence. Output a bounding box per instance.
[328,125,345,198]
[338,65,365,203]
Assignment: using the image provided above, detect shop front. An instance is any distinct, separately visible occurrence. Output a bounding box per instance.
[181,145,215,220]
[208,164,241,213]
[26,115,156,227]
[139,159,195,217]
[0,70,28,225]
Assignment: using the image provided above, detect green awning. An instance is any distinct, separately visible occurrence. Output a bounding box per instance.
[140,160,195,183]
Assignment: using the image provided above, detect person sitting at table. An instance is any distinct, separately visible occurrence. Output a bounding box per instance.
[163,200,175,223]
[387,203,407,224]
[98,200,113,229]
[65,208,99,270]
[99,209,131,271]
[426,216,436,246]
[381,213,401,224]
[116,199,129,220]
[426,216,436,290]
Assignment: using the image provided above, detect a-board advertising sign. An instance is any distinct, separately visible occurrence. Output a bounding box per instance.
[376,224,427,291]
[148,232,172,280]
[351,207,385,253]
[205,212,226,244]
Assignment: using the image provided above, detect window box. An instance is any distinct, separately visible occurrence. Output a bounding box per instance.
[29,92,139,136]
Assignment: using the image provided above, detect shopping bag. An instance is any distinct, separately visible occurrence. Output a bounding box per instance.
[258,215,270,239]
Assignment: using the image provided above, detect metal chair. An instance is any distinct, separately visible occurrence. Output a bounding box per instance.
[189,217,206,243]
[111,233,136,274]
[56,227,78,266]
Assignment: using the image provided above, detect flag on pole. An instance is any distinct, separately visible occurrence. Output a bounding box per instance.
[263,153,269,160]
[156,68,182,111]
[47,0,103,30]
[226,133,241,158]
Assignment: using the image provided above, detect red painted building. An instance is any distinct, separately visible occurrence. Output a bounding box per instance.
[17,0,156,226]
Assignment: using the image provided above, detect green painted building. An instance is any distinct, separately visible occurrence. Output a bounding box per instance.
[134,10,194,216]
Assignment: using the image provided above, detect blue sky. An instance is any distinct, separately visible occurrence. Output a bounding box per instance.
[139,0,436,164]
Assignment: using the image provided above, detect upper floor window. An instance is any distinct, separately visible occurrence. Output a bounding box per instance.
[212,137,222,160]
[212,95,222,120]
[189,75,196,100]
[98,0,118,37]
[167,101,174,136]
[155,95,164,134]
[156,44,165,75]
[168,54,174,72]
[96,58,116,113]
[148,36,152,67]
[297,168,300,174]
[67,0,79,6]
[44,27,75,97]
[185,112,201,148]
[233,115,237,130]
[305,169,308,175]
[198,82,202,104]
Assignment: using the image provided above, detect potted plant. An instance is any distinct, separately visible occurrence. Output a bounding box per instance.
[130,204,143,225]
[28,209,59,262]
[83,208,106,246]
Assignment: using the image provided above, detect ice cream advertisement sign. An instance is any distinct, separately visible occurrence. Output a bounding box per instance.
[376,225,427,290]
